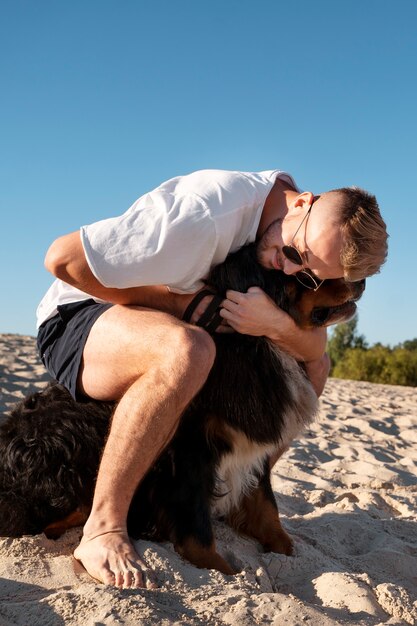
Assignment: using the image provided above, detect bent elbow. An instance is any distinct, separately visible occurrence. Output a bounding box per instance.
[43,240,62,276]
[44,237,71,279]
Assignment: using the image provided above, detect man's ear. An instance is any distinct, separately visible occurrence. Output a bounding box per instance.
[291,191,314,213]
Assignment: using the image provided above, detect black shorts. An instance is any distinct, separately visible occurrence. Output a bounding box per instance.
[37,299,113,401]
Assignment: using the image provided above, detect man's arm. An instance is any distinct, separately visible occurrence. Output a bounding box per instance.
[196,286,330,396]
[44,231,195,318]
[45,232,325,359]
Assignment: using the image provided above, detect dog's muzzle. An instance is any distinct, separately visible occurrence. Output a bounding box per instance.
[311,301,358,327]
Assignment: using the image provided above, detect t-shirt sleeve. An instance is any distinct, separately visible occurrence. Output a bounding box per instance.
[80,189,217,292]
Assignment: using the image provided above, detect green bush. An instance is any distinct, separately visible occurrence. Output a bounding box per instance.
[381,348,417,386]
[328,322,417,387]
[327,316,367,367]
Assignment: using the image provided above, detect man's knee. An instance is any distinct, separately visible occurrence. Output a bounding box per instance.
[164,324,216,386]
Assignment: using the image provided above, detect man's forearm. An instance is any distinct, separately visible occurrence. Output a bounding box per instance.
[49,254,186,316]
[44,231,196,318]
[95,284,188,317]
[53,270,192,319]
[268,318,327,363]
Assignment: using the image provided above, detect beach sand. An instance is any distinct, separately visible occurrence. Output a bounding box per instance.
[0,333,416,625]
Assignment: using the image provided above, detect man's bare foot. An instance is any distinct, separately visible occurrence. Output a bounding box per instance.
[73,530,158,589]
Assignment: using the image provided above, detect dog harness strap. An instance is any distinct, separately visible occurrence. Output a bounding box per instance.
[203,310,223,334]
[182,290,225,334]
[195,295,224,331]
[182,289,215,323]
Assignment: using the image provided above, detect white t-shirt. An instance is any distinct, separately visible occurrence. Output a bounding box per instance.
[36,169,300,327]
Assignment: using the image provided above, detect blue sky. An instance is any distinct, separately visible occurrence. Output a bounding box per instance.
[1,0,416,346]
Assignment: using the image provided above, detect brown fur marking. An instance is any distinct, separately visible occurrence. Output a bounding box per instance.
[43,509,88,539]
[176,537,237,574]
[228,484,293,556]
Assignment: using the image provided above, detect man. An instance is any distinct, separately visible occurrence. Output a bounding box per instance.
[37,169,387,589]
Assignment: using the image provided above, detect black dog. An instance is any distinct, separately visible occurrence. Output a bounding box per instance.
[0,244,364,573]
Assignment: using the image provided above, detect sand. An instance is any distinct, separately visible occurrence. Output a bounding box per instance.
[0,333,416,626]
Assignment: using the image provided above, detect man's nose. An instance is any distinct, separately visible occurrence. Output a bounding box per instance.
[282,258,302,276]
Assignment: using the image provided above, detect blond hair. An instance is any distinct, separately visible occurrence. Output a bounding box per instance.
[324,187,388,281]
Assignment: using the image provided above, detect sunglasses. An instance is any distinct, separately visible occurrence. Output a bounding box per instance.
[282,196,324,291]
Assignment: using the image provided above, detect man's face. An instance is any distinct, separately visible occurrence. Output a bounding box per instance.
[257,196,345,282]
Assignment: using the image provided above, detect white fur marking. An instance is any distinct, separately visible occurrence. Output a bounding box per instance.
[211,344,318,518]
[211,428,276,517]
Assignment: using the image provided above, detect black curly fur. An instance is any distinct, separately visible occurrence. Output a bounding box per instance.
[0,383,112,535]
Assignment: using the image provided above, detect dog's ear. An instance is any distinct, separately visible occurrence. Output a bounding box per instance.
[11,382,70,418]
[44,381,73,401]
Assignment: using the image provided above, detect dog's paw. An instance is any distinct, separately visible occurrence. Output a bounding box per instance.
[262,531,294,557]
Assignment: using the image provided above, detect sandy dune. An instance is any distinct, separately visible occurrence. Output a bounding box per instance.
[0,333,416,625]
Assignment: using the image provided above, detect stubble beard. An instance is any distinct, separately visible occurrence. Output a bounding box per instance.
[256,218,283,267]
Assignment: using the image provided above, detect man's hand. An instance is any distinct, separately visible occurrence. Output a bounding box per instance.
[220,286,288,336]
[182,285,305,342]
[179,287,278,335]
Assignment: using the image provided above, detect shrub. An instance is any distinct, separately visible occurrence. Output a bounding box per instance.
[331,345,417,387]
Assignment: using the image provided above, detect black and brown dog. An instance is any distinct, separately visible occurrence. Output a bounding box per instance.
[0,243,364,574]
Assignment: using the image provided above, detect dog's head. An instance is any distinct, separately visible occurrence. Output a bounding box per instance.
[285,277,365,329]
[207,243,365,329]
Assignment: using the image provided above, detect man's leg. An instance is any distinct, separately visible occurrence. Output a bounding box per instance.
[72,305,216,589]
